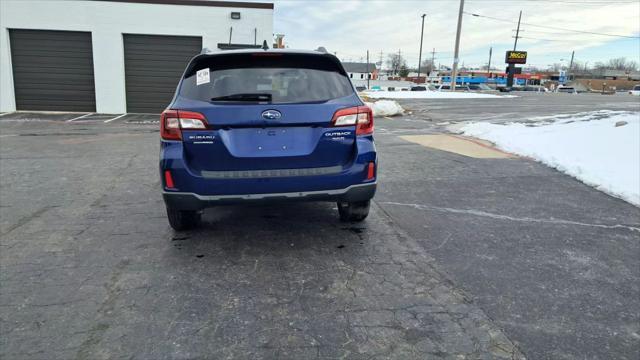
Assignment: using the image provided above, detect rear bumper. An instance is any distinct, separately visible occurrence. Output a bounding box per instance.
[163,182,376,210]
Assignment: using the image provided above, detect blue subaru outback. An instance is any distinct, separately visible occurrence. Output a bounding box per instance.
[160,49,377,230]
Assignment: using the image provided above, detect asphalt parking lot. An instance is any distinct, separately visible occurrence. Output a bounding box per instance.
[1,92,639,359]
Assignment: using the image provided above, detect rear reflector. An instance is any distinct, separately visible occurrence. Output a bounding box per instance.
[164,170,175,188]
[366,162,375,180]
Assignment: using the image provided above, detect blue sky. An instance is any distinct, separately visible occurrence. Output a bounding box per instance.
[267,0,640,70]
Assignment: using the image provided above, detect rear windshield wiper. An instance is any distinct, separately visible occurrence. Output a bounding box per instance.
[210,93,272,102]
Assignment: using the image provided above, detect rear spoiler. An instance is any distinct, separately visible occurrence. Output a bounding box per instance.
[183,51,348,78]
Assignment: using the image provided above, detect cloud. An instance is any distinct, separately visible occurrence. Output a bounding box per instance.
[271,0,640,67]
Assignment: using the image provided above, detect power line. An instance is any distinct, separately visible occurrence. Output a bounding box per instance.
[468,0,637,3]
[516,35,565,42]
[464,11,640,39]
[516,28,600,36]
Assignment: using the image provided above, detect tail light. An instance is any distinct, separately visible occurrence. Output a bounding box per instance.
[160,110,208,140]
[330,106,374,135]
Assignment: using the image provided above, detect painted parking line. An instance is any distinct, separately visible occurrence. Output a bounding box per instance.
[104,113,127,123]
[0,112,14,118]
[66,113,94,122]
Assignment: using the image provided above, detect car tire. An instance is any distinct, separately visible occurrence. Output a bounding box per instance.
[337,200,370,222]
[166,208,201,231]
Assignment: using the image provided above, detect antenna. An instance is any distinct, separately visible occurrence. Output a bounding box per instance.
[262,40,269,51]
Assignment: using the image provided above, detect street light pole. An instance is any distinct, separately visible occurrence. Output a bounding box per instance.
[507,10,522,88]
[417,14,426,83]
[513,10,522,51]
[450,0,465,91]
[568,50,575,82]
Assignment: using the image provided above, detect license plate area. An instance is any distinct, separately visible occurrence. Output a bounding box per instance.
[220,127,320,157]
[253,128,293,152]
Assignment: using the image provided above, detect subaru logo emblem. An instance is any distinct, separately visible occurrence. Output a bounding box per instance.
[262,110,281,120]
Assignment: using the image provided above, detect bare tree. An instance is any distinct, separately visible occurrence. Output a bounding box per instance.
[386,53,406,75]
[569,61,591,75]
[607,57,638,71]
[420,59,435,74]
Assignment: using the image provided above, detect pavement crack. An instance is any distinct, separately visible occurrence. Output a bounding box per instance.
[74,259,131,360]
[381,201,640,233]
[0,205,58,236]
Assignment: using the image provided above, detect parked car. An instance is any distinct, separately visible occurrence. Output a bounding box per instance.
[519,85,549,92]
[629,84,640,96]
[160,49,377,230]
[437,84,470,91]
[556,86,577,94]
[410,86,427,91]
[467,83,493,91]
[355,86,367,92]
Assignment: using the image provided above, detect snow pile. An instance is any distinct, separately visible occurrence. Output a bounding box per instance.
[364,90,515,99]
[459,111,640,206]
[365,100,404,117]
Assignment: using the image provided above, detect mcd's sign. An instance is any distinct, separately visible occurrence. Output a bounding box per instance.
[505,50,527,64]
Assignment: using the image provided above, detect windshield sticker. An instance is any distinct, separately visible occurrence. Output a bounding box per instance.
[196,68,210,86]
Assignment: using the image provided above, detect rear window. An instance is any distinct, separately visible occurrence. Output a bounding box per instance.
[179,53,355,104]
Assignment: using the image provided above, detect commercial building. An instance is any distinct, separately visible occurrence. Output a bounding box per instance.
[0,0,274,113]
[342,62,378,81]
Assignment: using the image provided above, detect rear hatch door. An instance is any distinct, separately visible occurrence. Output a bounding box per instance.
[174,52,361,172]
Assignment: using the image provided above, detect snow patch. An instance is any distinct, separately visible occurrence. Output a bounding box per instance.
[365,100,404,117]
[364,90,516,99]
[459,111,640,206]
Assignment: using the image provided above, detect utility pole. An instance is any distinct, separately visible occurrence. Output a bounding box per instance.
[366,50,370,89]
[431,48,436,74]
[396,49,402,75]
[506,10,522,88]
[417,14,426,83]
[568,50,575,82]
[487,46,492,73]
[450,0,465,91]
[513,11,522,51]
